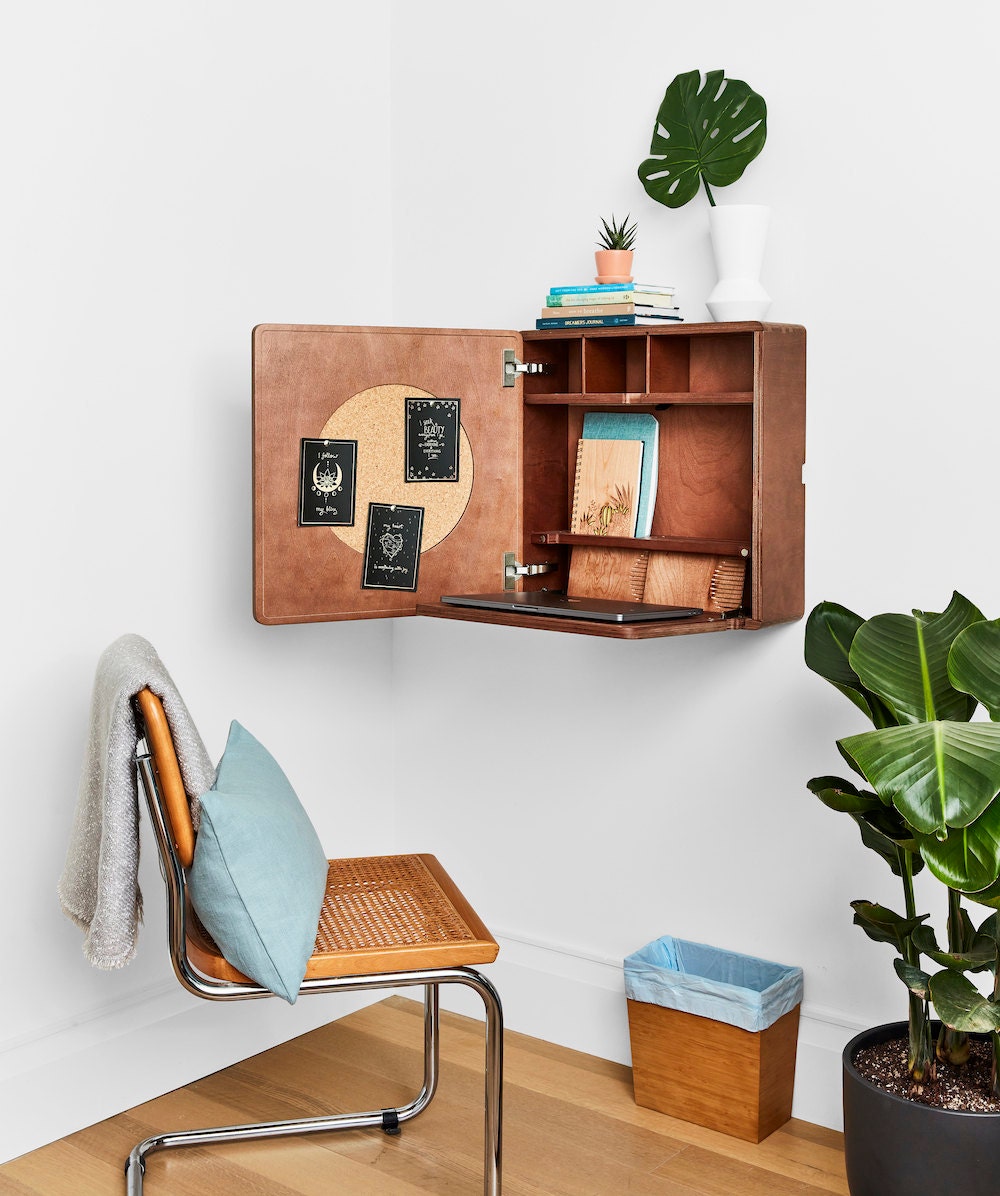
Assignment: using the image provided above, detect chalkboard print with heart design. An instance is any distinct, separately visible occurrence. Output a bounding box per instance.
[362,503,424,591]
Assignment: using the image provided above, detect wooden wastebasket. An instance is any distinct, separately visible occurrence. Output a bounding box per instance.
[627,997,800,1142]
[624,938,802,1143]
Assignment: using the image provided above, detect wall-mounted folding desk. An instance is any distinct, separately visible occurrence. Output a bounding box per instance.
[252,322,805,640]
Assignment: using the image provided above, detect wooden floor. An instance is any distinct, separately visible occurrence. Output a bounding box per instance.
[0,997,846,1194]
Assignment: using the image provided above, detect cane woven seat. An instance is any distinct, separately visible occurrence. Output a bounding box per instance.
[185,852,499,983]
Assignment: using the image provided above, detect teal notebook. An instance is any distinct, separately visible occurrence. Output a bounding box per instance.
[582,412,659,537]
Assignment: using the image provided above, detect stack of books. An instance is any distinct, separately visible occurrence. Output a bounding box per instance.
[536,282,682,330]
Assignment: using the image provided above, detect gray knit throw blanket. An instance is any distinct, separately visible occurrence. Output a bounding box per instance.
[58,634,216,969]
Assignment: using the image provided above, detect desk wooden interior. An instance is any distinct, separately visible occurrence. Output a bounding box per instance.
[252,322,806,640]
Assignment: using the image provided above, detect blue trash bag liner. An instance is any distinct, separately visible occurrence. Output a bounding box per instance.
[624,936,803,1034]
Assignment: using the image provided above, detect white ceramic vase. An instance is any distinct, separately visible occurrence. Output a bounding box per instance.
[705,204,772,322]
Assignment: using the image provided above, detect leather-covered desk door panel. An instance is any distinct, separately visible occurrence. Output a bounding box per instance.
[253,325,523,624]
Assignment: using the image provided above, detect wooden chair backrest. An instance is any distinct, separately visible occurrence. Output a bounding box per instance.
[136,688,196,868]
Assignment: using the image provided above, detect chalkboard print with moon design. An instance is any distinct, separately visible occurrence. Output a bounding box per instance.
[298,439,357,525]
[362,503,424,591]
[318,384,473,553]
[405,398,460,482]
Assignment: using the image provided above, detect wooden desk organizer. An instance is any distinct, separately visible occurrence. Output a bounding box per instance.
[252,322,806,640]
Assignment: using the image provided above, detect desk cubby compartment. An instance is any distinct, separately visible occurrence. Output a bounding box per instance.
[648,330,755,400]
[253,322,805,640]
[517,336,581,396]
[581,334,646,396]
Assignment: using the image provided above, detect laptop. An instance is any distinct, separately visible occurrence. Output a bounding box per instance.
[439,591,703,624]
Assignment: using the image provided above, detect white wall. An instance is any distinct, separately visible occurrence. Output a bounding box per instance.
[0,1,395,1162]
[388,0,1000,1133]
[4,0,1000,1164]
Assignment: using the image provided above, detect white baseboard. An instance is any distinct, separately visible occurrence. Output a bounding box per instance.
[2,932,862,1164]
[437,931,861,1133]
[0,983,378,1165]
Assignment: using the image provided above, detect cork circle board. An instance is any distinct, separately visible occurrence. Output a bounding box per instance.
[319,383,474,554]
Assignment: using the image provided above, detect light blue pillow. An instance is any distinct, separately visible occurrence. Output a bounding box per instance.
[187,721,328,1003]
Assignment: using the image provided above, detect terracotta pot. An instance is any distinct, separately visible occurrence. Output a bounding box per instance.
[843,1021,1000,1196]
[594,248,633,284]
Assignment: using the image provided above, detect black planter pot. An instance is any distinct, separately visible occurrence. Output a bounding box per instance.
[843,1021,1000,1195]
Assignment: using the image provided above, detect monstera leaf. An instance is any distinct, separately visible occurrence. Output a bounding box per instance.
[638,69,767,209]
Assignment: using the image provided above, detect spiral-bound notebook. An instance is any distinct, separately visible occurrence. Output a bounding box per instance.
[582,412,659,537]
[570,438,644,538]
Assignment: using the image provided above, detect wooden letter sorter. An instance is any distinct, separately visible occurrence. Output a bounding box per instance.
[253,322,806,640]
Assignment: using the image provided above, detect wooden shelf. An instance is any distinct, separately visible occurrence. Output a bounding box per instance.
[417,603,742,640]
[531,532,750,556]
[524,392,755,407]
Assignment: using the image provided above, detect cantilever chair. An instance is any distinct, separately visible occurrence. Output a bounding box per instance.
[128,688,503,1194]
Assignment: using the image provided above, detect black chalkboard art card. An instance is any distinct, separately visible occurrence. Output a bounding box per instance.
[405,398,460,482]
[299,439,357,526]
[362,503,424,591]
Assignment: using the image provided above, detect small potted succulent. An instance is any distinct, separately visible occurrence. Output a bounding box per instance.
[805,592,1000,1195]
[594,213,636,283]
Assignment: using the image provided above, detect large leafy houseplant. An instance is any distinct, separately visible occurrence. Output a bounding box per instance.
[637,69,767,209]
[805,592,1000,1097]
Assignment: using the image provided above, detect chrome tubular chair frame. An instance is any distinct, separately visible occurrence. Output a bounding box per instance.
[127,748,503,1195]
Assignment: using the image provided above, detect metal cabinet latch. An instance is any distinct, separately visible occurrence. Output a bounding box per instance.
[504,552,558,591]
[503,349,552,388]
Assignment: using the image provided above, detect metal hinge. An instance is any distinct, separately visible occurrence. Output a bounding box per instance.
[504,551,558,591]
[503,349,552,388]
